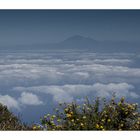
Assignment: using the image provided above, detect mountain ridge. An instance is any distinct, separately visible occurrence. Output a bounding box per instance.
[0,35,140,53]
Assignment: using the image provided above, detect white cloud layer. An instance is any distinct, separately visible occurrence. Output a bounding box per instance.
[0,52,139,87]
[0,92,43,110]
[19,92,43,105]
[0,52,139,111]
[14,82,139,103]
[0,95,19,110]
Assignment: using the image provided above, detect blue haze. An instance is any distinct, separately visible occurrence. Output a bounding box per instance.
[0,10,140,123]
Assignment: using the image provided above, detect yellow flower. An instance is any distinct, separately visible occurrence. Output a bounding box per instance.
[67,113,72,118]
[38,126,41,129]
[103,111,106,114]
[132,104,136,106]
[107,119,111,122]
[121,107,125,111]
[87,107,90,110]
[57,119,61,122]
[83,116,86,119]
[120,124,124,127]
[47,114,50,116]
[70,111,73,115]
[125,112,128,115]
[128,105,132,109]
[100,126,103,129]
[96,124,99,129]
[81,123,84,127]
[51,120,54,124]
[65,108,69,112]
[33,126,37,130]
[71,119,74,122]
[56,125,62,129]
[52,115,56,118]
[101,119,105,122]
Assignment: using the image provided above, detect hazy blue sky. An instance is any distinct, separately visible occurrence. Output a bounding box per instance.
[0,10,140,46]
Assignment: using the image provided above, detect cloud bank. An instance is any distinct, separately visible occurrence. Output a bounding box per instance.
[0,92,43,110]
[14,82,139,103]
[0,51,139,111]
[19,92,43,106]
[0,95,19,110]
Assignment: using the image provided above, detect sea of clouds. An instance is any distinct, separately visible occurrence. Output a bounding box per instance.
[0,50,140,122]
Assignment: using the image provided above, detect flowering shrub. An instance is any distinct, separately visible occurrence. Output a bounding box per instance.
[38,96,140,130]
[0,96,139,130]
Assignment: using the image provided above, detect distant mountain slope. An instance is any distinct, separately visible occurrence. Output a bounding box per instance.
[55,35,99,49]
[53,35,140,52]
[61,35,98,46]
[0,35,140,53]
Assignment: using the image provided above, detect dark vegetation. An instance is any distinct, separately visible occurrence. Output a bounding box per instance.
[0,103,30,130]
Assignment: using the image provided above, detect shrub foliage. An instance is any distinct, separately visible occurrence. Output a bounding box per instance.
[0,103,29,130]
[0,96,140,130]
[38,96,140,130]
